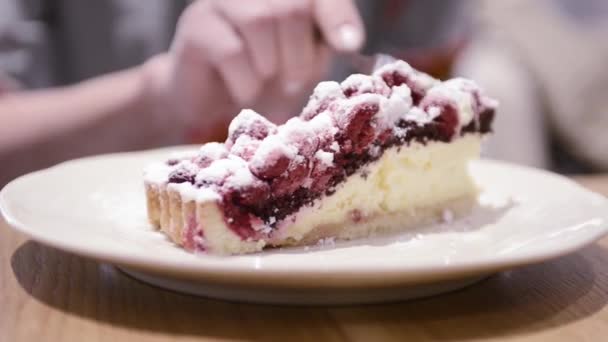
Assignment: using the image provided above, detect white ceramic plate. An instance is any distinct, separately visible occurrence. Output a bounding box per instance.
[2,147,608,305]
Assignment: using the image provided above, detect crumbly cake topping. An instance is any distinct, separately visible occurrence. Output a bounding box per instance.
[144,60,497,238]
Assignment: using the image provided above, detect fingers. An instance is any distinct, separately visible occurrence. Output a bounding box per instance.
[314,44,333,80]
[268,0,316,93]
[214,0,278,80]
[173,2,262,105]
[313,0,365,52]
[171,0,359,107]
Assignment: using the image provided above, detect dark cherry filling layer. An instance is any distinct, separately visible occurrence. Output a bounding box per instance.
[166,68,496,240]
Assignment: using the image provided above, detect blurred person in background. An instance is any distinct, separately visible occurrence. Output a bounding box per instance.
[465,0,608,174]
[0,0,606,187]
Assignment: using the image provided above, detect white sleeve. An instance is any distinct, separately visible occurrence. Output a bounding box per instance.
[480,0,608,170]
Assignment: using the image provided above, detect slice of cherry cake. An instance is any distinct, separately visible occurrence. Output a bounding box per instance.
[144,60,497,255]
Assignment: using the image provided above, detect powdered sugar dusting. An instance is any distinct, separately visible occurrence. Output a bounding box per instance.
[404,107,432,124]
[277,117,317,151]
[373,59,439,93]
[374,60,414,78]
[315,150,334,167]
[230,135,260,161]
[195,158,243,184]
[171,182,221,202]
[334,93,382,129]
[228,109,273,138]
[224,160,256,189]
[301,81,345,120]
[341,74,390,97]
[226,109,277,149]
[379,85,413,128]
[143,162,173,184]
[249,135,298,172]
[308,112,337,135]
[424,78,480,125]
[427,106,442,119]
[200,142,229,160]
[414,72,440,91]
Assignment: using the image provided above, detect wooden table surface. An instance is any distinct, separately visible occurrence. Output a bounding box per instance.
[2,175,608,342]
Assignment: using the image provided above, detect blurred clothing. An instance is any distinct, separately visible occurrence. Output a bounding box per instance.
[474,0,608,172]
[0,0,187,88]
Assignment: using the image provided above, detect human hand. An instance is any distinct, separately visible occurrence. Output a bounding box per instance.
[143,0,365,134]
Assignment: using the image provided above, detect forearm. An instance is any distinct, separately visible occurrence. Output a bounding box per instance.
[0,66,181,155]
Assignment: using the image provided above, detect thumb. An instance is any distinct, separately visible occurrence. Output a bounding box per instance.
[313,0,365,52]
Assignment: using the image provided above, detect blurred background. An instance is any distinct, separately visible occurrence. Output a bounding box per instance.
[1,0,607,187]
